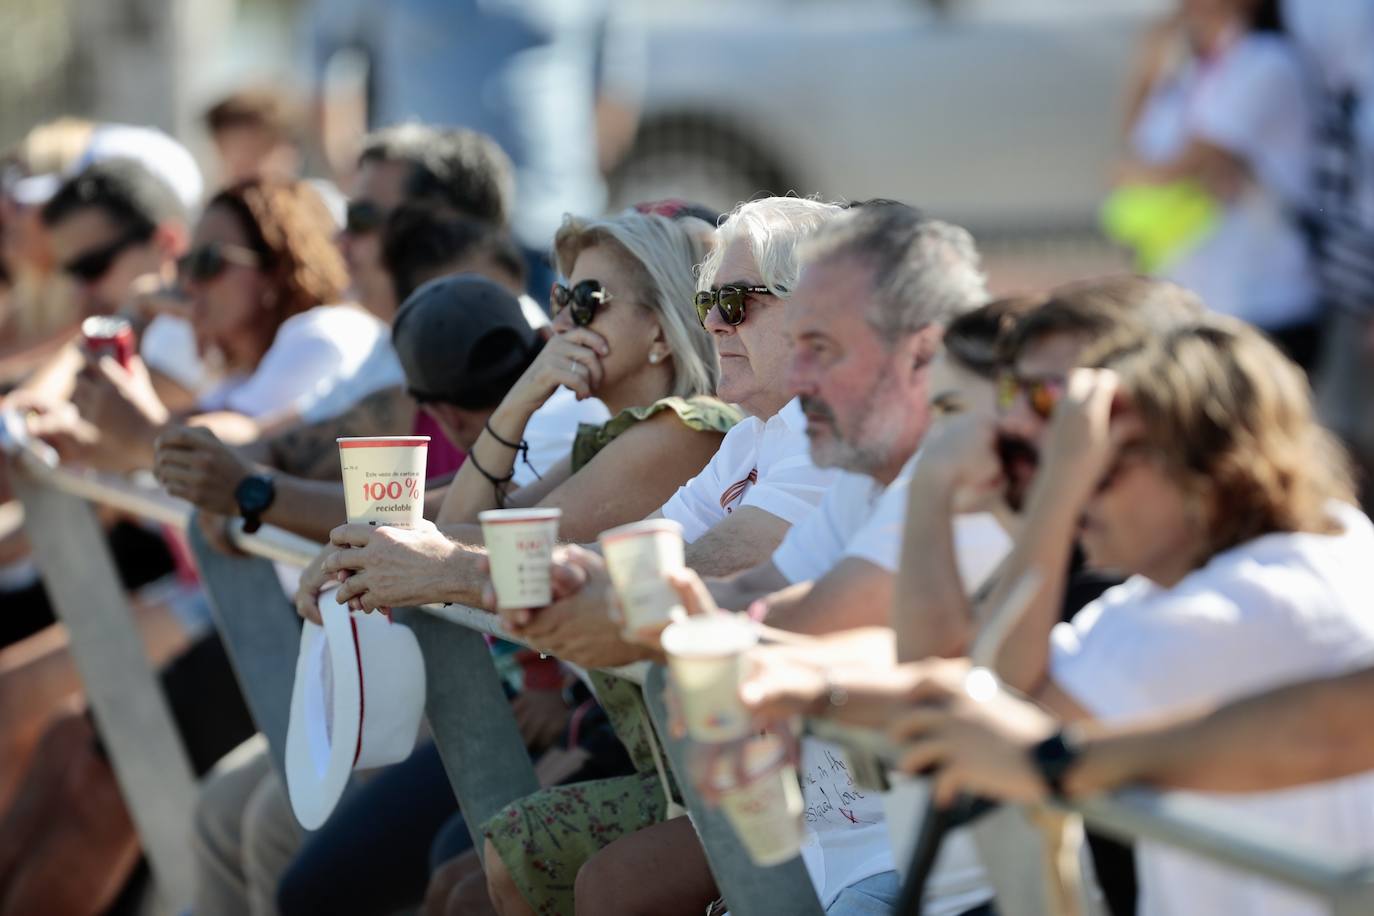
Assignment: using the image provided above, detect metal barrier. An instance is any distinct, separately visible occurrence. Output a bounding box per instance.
[14,457,1374,915]
[9,459,811,916]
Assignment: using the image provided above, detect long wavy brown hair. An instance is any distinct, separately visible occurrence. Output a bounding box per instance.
[205,178,347,325]
[1087,317,1355,565]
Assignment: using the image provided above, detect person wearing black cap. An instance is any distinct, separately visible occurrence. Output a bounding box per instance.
[391,273,544,452]
[155,275,558,545]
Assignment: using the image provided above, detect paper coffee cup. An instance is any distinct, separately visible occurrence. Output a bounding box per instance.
[717,734,804,867]
[338,437,430,526]
[661,614,759,742]
[479,508,562,609]
[599,519,686,635]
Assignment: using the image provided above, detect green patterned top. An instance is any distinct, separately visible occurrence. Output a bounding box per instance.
[569,395,741,473]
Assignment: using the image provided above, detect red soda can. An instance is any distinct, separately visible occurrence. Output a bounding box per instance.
[80,315,136,369]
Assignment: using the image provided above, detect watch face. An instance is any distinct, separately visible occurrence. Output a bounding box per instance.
[235,475,274,513]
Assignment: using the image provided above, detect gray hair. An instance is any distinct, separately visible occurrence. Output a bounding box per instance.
[696,196,845,295]
[800,204,988,337]
[555,211,718,399]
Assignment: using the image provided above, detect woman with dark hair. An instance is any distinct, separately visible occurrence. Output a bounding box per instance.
[46,177,388,471]
[0,179,385,914]
[1109,0,1319,364]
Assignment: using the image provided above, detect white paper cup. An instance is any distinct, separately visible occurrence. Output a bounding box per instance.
[479,508,562,609]
[717,734,804,867]
[598,519,686,635]
[661,614,759,742]
[338,437,430,526]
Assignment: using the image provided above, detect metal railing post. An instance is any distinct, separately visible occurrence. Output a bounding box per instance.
[395,607,540,860]
[641,665,826,916]
[11,465,199,911]
[186,514,302,780]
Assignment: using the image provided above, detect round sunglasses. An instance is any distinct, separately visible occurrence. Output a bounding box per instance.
[177,242,262,284]
[551,279,613,327]
[996,373,1065,420]
[693,284,772,328]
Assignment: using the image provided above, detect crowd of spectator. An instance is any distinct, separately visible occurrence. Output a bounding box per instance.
[0,1,1372,915]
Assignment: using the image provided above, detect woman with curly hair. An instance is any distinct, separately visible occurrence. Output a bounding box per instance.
[0,180,383,915]
[44,177,386,471]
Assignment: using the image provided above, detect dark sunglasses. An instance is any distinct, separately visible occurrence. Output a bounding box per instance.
[61,227,153,283]
[551,279,613,327]
[996,373,1065,420]
[345,200,387,235]
[693,285,772,328]
[177,242,261,284]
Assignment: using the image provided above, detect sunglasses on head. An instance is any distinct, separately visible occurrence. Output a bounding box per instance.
[551,279,613,327]
[345,200,387,236]
[61,226,154,283]
[997,373,1066,420]
[177,242,261,284]
[693,284,772,328]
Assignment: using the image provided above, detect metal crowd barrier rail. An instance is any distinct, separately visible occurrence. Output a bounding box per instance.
[16,457,1374,916]
[9,458,822,915]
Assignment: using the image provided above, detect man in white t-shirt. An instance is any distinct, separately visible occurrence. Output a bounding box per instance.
[565,205,1007,916]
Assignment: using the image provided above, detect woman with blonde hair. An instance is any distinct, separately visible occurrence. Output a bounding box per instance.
[432,208,737,540]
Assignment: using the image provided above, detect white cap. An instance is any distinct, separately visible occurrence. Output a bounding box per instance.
[285,592,427,829]
[10,123,204,214]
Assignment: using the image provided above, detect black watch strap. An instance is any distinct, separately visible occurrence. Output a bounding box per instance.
[1031,730,1081,798]
[234,473,275,534]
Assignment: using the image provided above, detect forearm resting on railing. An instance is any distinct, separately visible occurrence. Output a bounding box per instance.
[1067,666,1374,798]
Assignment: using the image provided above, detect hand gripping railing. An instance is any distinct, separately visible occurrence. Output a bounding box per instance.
[24,457,1373,916]
[807,719,1374,916]
[8,457,822,915]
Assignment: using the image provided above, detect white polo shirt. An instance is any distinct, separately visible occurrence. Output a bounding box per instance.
[771,453,1011,587]
[1052,502,1374,916]
[659,398,836,542]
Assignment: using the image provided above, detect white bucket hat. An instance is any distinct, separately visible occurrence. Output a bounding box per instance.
[285,591,427,829]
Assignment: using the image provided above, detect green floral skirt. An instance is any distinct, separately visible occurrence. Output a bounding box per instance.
[481,674,672,914]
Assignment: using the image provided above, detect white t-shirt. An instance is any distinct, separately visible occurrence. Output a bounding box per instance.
[770,469,884,583]
[1131,33,1317,329]
[518,386,608,487]
[773,452,1009,910]
[296,333,406,425]
[141,314,211,395]
[1052,502,1374,916]
[659,398,837,543]
[198,305,389,419]
[772,453,1012,587]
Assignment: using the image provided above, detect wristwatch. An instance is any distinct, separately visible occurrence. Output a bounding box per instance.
[1031,729,1082,798]
[234,473,276,534]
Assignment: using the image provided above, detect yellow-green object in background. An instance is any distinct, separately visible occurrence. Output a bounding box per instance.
[1101,180,1219,272]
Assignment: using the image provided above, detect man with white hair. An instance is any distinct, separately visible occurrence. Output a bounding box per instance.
[567,202,1004,916]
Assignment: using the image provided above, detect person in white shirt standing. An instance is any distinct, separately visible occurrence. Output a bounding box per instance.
[1117,0,1319,364]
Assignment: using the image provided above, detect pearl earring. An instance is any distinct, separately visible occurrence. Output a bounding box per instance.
[649,352,661,365]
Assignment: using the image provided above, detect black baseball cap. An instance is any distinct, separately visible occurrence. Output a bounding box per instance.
[391,274,542,410]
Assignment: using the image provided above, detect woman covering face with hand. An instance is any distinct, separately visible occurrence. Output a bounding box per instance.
[977,317,1374,916]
